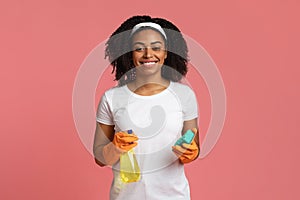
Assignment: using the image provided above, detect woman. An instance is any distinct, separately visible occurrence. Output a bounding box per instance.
[93,15,200,199]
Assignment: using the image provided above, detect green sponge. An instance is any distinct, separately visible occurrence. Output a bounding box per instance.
[174,130,195,146]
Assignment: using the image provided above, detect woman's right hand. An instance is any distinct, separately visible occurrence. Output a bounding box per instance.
[94,129,138,167]
[112,131,138,152]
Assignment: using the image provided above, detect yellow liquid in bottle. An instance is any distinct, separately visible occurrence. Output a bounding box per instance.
[120,149,141,183]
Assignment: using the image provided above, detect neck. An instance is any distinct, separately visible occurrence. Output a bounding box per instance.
[133,74,169,89]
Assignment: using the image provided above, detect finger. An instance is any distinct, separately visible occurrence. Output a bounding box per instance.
[172,146,185,157]
[116,134,138,143]
[120,141,137,151]
[182,140,198,150]
[172,145,194,155]
[117,132,138,139]
[174,146,196,156]
[182,142,198,151]
[116,132,138,138]
[172,150,182,158]
[191,128,198,134]
[172,145,185,153]
[181,153,198,163]
[117,136,138,144]
[180,156,192,164]
[126,141,137,149]
[173,150,193,162]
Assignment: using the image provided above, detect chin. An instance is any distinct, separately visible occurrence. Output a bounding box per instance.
[136,65,162,77]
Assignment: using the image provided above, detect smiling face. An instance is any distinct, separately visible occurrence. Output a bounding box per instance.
[131,29,167,75]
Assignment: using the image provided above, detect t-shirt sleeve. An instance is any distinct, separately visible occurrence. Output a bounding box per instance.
[182,88,198,121]
[96,93,114,125]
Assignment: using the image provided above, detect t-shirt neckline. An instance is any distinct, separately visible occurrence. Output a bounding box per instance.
[124,81,173,99]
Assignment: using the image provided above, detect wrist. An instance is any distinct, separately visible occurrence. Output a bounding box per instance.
[102,142,124,166]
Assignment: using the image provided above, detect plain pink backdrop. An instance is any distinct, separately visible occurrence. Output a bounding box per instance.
[1,0,299,199]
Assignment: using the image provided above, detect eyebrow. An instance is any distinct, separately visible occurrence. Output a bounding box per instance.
[132,41,163,46]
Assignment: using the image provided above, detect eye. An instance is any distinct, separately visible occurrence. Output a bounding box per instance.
[152,46,162,51]
[134,47,145,52]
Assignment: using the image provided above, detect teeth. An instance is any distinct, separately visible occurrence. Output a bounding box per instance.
[143,62,156,65]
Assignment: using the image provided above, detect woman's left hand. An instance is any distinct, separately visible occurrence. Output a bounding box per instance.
[172,139,199,164]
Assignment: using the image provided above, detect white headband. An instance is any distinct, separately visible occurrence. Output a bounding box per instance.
[130,22,167,40]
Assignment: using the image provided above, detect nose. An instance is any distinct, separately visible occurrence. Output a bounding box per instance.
[143,47,153,58]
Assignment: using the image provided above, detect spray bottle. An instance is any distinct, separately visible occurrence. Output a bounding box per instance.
[120,129,141,183]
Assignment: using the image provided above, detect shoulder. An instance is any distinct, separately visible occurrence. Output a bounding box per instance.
[169,81,198,106]
[100,84,129,106]
[103,84,127,97]
[170,81,195,95]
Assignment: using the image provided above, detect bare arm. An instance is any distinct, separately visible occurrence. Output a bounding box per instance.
[182,118,200,158]
[93,122,115,167]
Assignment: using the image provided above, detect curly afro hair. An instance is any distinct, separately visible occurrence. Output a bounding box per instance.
[105,15,189,86]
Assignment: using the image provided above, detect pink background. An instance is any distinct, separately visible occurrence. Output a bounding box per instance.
[1,0,300,199]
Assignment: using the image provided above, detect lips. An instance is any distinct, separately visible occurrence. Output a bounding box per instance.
[140,60,159,66]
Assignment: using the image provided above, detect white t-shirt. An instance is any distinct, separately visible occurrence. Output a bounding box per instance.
[96,81,198,200]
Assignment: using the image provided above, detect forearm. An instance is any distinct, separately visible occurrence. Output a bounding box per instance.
[93,145,106,167]
[94,142,123,167]
[93,123,138,167]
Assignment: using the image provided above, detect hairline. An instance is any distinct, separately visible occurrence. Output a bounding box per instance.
[129,27,167,48]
